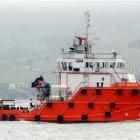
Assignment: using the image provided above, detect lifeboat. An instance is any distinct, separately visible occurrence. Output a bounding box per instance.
[0,11,140,122]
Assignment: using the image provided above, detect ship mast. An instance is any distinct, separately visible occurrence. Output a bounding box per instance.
[85,10,92,57]
[85,10,90,41]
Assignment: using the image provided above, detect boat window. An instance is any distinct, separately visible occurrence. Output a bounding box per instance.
[110,62,115,68]
[104,62,109,68]
[86,62,89,68]
[95,62,99,67]
[90,62,93,67]
[99,62,104,68]
[68,62,73,71]
[117,63,119,68]
[76,59,83,63]
[103,62,105,68]
[95,62,100,72]
[122,63,125,69]
[117,63,124,69]
[61,62,67,71]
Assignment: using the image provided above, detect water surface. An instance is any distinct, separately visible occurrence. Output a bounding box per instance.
[0,121,139,140]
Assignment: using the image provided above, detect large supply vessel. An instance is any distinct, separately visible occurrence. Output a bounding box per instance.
[0,11,140,122]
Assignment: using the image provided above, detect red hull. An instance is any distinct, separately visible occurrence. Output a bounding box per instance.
[0,83,140,122]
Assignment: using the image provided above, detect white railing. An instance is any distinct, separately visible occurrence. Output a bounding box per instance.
[61,52,123,59]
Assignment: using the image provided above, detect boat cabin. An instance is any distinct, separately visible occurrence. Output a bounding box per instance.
[50,36,136,101]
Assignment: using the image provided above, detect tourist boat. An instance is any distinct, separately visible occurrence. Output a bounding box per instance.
[0,11,140,122]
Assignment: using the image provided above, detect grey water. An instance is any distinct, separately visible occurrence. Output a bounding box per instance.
[0,121,140,140]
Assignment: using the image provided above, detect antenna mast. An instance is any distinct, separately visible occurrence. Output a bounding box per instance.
[85,10,92,56]
[85,10,90,41]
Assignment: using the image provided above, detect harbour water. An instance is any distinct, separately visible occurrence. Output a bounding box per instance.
[0,121,139,140]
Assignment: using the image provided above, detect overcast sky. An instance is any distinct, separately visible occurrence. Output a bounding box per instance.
[0,0,140,82]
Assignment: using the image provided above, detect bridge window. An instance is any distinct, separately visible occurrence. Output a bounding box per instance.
[90,62,94,67]
[68,62,73,71]
[121,63,125,69]
[76,59,83,63]
[61,62,67,71]
[85,62,89,68]
[117,63,124,69]
[95,62,100,67]
[104,62,109,68]
[99,62,104,68]
[110,62,115,68]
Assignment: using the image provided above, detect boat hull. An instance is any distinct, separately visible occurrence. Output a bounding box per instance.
[0,83,140,122]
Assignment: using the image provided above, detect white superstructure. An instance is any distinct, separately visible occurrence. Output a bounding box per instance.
[53,11,136,97]
[56,36,136,93]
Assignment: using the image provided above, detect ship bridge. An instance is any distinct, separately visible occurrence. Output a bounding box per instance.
[55,35,136,96]
[52,11,136,100]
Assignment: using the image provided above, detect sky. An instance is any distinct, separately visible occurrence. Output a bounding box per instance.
[0,0,140,83]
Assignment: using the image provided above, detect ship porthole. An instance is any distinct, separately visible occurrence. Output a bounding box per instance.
[132,89,139,95]
[81,114,88,121]
[57,115,64,122]
[2,114,8,121]
[68,102,74,108]
[105,112,111,118]
[88,103,94,109]
[9,114,16,121]
[80,89,87,95]
[117,89,123,95]
[35,115,41,121]
[46,102,53,108]
[109,102,116,109]
[96,89,102,95]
